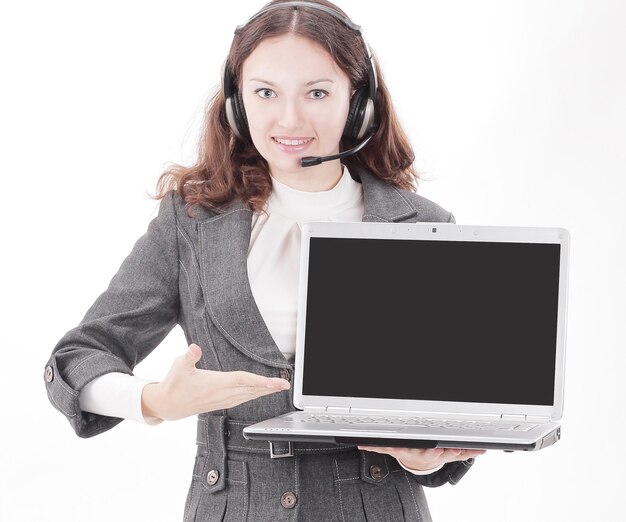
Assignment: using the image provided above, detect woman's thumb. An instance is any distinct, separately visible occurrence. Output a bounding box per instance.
[186,343,202,364]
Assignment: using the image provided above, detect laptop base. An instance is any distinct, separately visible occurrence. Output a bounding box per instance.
[242,426,561,452]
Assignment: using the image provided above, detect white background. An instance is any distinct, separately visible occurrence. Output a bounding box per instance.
[1,0,625,520]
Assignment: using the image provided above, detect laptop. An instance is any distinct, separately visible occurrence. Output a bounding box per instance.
[243,222,570,452]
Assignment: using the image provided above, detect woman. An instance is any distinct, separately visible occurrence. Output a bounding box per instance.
[44,0,484,519]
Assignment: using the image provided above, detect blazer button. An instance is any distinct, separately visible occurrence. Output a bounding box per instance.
[279,369,291,382]
[206,470,220,486]
[280,491,297,509]
[45,366,54,383]
[370,464,384,481]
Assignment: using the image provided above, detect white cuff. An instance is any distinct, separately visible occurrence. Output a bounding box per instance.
[397,458,445,475]
[78,372,163,425]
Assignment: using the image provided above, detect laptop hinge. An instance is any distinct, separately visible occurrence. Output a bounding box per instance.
[501,414,527,422]
[326,406,351,414]
[526,415,551,423]
[501,414,550,423]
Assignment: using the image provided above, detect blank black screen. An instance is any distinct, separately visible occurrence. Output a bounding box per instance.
[301,238,560,406]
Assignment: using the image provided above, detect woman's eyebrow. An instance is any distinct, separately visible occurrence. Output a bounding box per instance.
[305,79,334,86]
[249,78,276,86]
[248,78,334,86]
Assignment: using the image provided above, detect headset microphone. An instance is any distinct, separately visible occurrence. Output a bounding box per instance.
[300,131,376,168]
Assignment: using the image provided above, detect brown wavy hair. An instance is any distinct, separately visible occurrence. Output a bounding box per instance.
[152,0,420,215]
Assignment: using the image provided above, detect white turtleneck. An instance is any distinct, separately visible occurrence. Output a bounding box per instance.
[247,166,364,361]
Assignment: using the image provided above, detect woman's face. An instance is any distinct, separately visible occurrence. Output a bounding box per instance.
[240,34,352,190]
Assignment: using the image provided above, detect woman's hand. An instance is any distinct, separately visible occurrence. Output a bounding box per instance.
[141,343,290,421]
[357,445,486,472]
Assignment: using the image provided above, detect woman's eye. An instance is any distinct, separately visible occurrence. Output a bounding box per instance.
[255,88,276,99]
[309,90,328,99]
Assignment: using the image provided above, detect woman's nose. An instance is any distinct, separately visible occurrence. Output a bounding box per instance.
[277,99,304,129]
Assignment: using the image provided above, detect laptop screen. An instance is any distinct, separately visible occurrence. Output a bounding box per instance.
[301,238,561,406]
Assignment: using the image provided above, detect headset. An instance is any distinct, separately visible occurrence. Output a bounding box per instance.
[223,1,379,167]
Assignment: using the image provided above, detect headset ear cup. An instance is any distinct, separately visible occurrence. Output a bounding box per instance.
[343,87,367,140]
[345,87,376,140]
[234,91,249,138]
[225,95,239,139]
[226,90,249,141]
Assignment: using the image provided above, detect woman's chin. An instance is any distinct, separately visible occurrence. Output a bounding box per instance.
[267,157,309,176]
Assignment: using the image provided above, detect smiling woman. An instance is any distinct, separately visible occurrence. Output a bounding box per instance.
[151,0,419,212]
[43,1,472,521]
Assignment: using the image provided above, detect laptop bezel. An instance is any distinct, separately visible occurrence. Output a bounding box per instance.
[293,222,569,422]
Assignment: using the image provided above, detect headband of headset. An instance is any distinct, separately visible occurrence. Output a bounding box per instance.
[223,1,378,141]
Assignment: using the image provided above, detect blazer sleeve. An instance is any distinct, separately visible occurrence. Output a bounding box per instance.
[44,191,180,438]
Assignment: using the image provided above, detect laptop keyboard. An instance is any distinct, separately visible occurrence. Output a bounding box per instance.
[288,414,530,431]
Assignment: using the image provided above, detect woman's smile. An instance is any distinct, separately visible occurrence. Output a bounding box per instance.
[271,136,315,153]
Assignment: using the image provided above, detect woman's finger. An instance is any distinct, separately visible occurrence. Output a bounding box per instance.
[227,370,290,390]
[357,445,394,454]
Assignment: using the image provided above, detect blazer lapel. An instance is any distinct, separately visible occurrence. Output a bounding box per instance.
[198,199,291,368]
[353,165,419,223]
[197,167,418,367]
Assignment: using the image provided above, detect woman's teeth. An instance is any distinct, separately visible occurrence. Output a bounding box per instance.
[273,137,314,145]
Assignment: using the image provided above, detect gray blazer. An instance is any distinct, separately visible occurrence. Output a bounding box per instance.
[45,166,473,521]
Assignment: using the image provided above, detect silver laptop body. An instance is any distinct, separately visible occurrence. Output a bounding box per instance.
[244,222,570,452]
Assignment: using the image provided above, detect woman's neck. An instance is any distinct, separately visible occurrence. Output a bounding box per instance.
[269,162,344,192]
